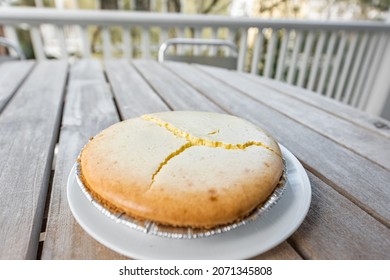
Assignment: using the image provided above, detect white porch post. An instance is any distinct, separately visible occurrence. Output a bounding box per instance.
[365,11,390,116]
[365,37,390,116]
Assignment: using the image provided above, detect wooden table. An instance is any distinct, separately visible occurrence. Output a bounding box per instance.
[1,59,389,260]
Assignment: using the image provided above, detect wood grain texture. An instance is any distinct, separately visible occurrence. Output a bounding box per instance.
[0,60,67,259]
[249,76,390,138]
[163,62,390,227]
[197,65,390,170]
[251,242,302,260]
[41,59,125,259]
[132,60,223,113]
[0,60,34,112]
[104,59,169,119]
[290,172,390,259]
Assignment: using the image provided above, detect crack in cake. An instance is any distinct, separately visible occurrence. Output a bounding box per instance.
[78,111,284,229]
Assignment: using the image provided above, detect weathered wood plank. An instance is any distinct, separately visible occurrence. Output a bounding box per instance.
[104,59,169,119]
[291,172,390,259]
[0,60,35,113]
[0,60,68,259]
[196,66,390,170]
[163,62,390,227]
[132,60,223,113]
[41,59,125,259]
[251,242,302,260]
[249,76,390,138]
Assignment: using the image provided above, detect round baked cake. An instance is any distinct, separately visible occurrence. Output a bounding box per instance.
[78,111,284,229]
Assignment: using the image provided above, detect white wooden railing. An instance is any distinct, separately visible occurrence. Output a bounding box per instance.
[1,7,390,117]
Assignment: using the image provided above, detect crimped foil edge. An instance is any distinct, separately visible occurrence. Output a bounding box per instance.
[75,160,287,239]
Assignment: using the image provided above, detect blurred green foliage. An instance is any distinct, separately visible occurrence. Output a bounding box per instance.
[3,0,389,60]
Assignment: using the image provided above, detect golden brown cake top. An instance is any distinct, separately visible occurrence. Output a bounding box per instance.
[79,111,283,228]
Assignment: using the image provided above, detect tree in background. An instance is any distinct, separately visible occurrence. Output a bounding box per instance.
[247,0,389,20]
[100,0,118,9]
[167,0,181,12]
[134,0,150,11]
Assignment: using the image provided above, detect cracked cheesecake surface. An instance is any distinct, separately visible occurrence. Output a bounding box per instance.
[78,111,284,228]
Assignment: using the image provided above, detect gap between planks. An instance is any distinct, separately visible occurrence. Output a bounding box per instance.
[248,75,390,139]
[151,61,226,113]
[102,69,124,121]
[302,162,389,229]
[196,65,390,171]
[36,66,71,259]
[129,61,177,112]
[0,61,36,114]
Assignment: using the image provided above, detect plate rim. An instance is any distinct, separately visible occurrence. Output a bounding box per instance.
[67,145,311,259]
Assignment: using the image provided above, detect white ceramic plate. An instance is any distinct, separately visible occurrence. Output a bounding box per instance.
[67,145,311,259]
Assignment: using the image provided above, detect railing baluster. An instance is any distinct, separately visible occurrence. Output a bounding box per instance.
[287,30,303,84]
[0,8,388,115]
[122,26,131,59]
[275,29,290,81]
[81,26,91,58]
[316,31,337,95]
[237,28,248,72]
[160,27,168,45]
[297,31,315,87]
[343,32,368,104]
[325,32,347,98]
[358,33,387,110]
[210,27,217,56]
[334,33,358,101]
[351,33,378,107]
[141,27,150,59]
[57,25,68,60]
[307,31,326,91]
[228,28,236,56]
[365,34,390,115]
[176,27,184,55]
[194,28,201,55]
[264,29,278,78]
[102,26,111,59]
[30,25,46,60]
[250,28,264,75]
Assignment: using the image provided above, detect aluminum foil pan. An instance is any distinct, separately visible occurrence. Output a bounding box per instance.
[75,161,287,239]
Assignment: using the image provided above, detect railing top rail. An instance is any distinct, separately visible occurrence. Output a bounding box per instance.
[1,7,389,32]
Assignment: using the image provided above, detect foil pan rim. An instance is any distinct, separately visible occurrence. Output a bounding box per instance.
[75,160,287,239]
